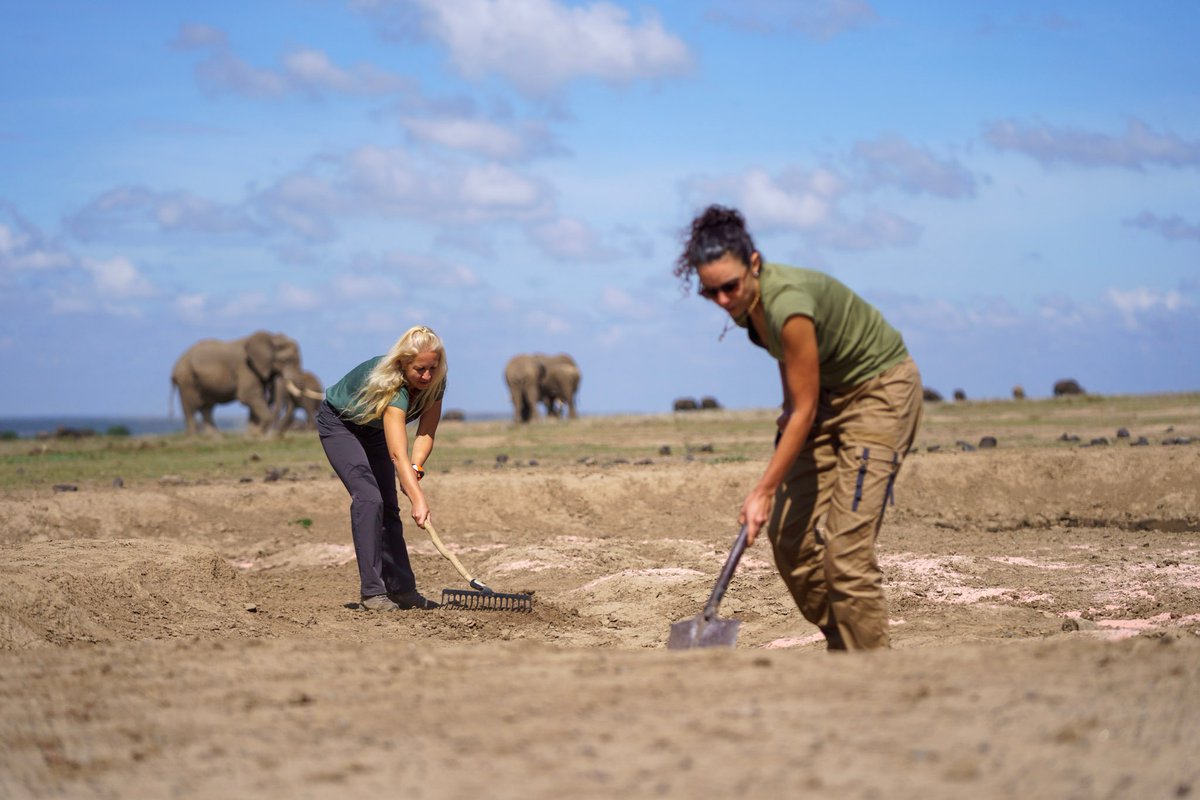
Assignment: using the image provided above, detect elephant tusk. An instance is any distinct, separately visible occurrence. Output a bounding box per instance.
[286,379,325,401]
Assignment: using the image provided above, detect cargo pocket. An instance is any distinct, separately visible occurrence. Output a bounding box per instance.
[848,445,901,514]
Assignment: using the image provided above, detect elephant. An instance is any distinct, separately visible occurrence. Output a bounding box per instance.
[504,353,582,422]
[171,331,304,436]
[273,369,325,433]
[953,388,967,402]
[699,396,721,410]
[539,353,580,419]
[1053,378,1085,397]
[673,397,698,411]
[1012,385,1026,400]
[922,387,943,403]
[504,353,545,423]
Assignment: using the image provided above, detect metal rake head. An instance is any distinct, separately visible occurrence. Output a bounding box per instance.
[440,588,534,612]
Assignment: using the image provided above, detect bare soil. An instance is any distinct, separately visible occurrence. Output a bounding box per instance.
[2,409,1199,799]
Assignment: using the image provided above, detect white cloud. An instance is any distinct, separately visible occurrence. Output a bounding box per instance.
[282,48,411,95]
[528,217,619,261]
[459,163,544,209]
[348,250,482,289]
[196,50,290,98]
[683,157,935,252]
[1106,286,1189,330]
[984,118,1200,170]
[67,187,259,241]
[598,286,655,320]
[739,168,838,230]
[409,0,692,94]
[333,273,402,301]
[218,291,270,318]
[83,256,155,299]
[255,174,343,242]
[853,136,978,198]
[170,23,227,50]
[524,309,571,334]
[174,293,208,324]
[334,146,553,222]
[1124,212,1200,242]
[0,211,75,273]
[277,283,321,311]
[174,24,410,98]
[401,116,543,160]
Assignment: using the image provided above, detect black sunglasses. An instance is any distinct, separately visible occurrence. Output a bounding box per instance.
[698,274,743,300]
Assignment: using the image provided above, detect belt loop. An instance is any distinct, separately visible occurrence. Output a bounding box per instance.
[852,447,870,511]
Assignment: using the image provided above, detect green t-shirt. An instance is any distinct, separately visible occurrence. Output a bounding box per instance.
[325,356,443,428]
[743,263,908,388]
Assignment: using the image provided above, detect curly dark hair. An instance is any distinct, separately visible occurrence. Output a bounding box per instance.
[674,204,760,290]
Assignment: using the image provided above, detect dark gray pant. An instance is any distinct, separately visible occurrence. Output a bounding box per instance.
[317,400,416,599]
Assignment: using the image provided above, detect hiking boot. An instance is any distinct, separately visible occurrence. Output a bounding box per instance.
[361,593,401,611]
[388,589,440,610]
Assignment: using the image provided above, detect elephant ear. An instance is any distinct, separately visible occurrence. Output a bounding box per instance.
[245,331,276,381]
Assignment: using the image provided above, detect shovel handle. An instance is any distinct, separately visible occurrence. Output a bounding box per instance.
[702,524,749,621]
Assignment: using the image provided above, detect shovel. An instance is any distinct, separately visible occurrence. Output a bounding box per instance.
[667,524,749,650]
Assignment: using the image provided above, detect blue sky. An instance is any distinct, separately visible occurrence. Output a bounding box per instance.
[2,0,1197,418]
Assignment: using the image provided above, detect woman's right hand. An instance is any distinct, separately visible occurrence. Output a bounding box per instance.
[738,486,774,546]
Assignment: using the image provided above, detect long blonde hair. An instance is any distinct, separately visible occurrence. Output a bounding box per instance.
[349,326,447,425]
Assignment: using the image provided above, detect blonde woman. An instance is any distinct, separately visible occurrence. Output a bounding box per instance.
[317,326,447,611]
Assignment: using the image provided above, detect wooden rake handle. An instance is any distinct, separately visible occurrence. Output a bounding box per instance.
[423,521,493,593]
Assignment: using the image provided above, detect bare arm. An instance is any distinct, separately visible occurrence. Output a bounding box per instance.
[776,360,794,431]
[382,406,430,527]
[410,398,442,470]
[740,315,820,545]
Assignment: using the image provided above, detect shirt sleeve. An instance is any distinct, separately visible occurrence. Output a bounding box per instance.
[767,286,817,345]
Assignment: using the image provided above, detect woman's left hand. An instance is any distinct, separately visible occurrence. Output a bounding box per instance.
[739,487,774,545]
[411,499,431,528]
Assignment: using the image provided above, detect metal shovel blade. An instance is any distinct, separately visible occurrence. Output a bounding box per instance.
[667,612,741,650]
[666,524,749,650]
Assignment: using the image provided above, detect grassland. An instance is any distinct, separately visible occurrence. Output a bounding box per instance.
[1,391,1196,490]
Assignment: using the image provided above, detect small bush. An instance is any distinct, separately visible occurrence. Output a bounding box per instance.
[0,430,18,441]
[105,425,132,437]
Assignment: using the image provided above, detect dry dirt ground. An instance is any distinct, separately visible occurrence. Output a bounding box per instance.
[2,412,1199,799]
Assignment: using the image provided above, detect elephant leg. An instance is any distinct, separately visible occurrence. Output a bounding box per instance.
[240,391,274,435]
[510,385,527,422]
[176,385,203,436]
[200,405,218,434]
[524,388,540,422]
[275,398,295,435]
[180,402,198,437]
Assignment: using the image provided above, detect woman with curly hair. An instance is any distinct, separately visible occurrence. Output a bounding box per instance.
[676,205,923,650]
[317,325,447,611]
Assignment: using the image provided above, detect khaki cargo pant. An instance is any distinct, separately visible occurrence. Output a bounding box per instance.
[766,356,923,651]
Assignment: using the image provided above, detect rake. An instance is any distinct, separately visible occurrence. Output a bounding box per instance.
[423,521,534,612]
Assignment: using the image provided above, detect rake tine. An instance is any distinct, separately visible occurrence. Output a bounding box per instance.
[440,588,534,612]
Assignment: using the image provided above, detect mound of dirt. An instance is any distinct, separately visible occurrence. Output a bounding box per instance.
[0,539,261,649]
